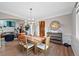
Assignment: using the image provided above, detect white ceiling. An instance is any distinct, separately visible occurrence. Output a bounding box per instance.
[0,2,75,20]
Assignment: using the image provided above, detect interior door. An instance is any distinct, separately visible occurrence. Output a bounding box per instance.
[39,21,45,37]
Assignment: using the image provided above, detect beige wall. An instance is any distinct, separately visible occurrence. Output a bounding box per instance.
[46,14,72,44]
[45,14,72,35]
[35,14,72,44]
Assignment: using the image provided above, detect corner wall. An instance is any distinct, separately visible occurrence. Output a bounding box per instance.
[71,3,79,55]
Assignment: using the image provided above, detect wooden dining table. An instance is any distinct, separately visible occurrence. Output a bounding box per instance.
[26,35,46,54]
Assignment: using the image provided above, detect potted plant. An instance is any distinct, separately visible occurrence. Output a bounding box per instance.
[25,24,30,34]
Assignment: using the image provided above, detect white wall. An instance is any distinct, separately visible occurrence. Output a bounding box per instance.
[76,13,79,39]
[71,3,79,56]
[0,12,19,19]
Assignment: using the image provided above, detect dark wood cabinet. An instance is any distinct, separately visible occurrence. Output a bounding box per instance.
[47,32,62,44]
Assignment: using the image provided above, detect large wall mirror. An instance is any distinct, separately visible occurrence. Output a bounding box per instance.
[50,21,61,31]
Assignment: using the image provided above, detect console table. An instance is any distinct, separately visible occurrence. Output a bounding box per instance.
[47,32,62,44]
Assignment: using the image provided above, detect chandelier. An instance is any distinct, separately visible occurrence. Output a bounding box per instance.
[28,8,35,23]
[27,8,35,36]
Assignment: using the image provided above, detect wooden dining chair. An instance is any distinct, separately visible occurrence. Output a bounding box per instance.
[18,33,26,46]
[36,37,50,55]
[18,33,34,55]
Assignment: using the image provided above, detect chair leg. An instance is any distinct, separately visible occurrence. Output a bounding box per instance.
[22,47,24,52]
[26,49,28,56]
[44,50,47,56]
[37,48,42,56]
[20,45,24,52]
[47,48,50,55]
[37,48,39,56]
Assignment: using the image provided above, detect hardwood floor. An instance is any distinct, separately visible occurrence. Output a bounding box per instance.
[0,40,74,56]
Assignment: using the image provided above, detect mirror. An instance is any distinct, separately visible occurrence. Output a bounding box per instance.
[50,21,61,31]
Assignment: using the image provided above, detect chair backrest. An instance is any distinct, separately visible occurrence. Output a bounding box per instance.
[45,37,50,48]
[18,33,27,44]
[18,33,29,48]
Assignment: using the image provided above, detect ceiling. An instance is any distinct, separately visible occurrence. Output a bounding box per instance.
[0,2,75,20]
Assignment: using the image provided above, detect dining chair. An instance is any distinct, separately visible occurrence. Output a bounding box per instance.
[23,40,34,55]
[36,37,50,55]
[18,33,34,55]
[18,33,26,46]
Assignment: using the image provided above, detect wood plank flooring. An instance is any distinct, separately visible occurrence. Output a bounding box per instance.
[0,40,74,56]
